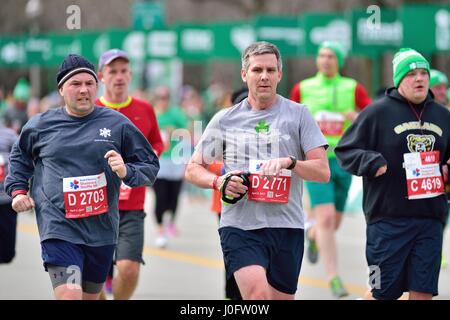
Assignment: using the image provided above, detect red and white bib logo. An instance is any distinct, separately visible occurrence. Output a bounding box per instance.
[119,182,132,201]
[404,151,444,200]
[0,155,5,183]
[315,111,345,136]
[247,159,291,204]
[63,172,109,219]
[160,129,171,152]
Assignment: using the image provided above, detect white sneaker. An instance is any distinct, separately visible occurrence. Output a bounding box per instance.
[304,217,316,231]
[155,235,168,248]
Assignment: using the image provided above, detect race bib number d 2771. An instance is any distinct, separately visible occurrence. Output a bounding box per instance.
[63,173,109,219]
[403,151,444,200]
[247,159,291,204]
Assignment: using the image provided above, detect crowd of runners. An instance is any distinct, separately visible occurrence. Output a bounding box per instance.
[1,39,450,300]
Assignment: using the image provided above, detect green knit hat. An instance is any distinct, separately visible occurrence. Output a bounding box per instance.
[429,69,448,88]
[392,48,430,87]
[13,78,30,102]
[318,41,346,69]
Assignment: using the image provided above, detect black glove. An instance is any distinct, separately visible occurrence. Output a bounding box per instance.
[220,172,250,205]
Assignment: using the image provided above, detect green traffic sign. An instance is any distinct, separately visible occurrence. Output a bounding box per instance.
[401,4,449,54]
[254,15,305,56]
[0,5,448,67]
[303,12,351,55]
[0,37,26,66]
[131,1,165,30]
[147,30,177,59]
[175,23,215,61]
[211,21,254,60]
[350,8,402,54]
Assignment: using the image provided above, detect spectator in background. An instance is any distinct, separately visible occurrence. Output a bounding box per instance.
[202,82,227,123]
[40,91,63,113]
[207,87,248,300]
[289,41,372,298]
[180,85,208,201]
[181,85,204,132]
[429,69,448,107]
[27,97,41,119]
[4,78,30,134]
[0,87,7,121]
[152,86,189,248]
[0,122,18,264]
[448,88,450,107]
[96,49,164,300]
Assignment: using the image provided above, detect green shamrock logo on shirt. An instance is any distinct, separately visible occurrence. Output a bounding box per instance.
[255,120,270,134]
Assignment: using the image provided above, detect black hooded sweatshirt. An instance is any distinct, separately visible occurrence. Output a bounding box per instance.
[335,88,450,224]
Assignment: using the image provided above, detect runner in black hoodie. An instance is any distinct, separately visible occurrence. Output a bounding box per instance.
[335,48,450,300]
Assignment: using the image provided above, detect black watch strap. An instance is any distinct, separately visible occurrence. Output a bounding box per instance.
[287,156,297,170]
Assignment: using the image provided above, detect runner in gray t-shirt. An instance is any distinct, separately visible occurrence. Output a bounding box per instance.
[185,42,329,300]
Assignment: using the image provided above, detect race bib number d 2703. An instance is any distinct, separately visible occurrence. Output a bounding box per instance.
[247,159,291,204]
[63,173,109,219]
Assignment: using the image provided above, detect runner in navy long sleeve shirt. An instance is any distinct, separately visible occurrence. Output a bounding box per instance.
[6,105,159,244]
[4,54,159,300]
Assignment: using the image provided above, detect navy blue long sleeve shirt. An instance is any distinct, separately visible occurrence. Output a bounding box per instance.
[5,106,160,246]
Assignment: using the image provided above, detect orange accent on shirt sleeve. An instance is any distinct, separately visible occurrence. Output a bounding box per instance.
[12,190,28,198]
[147,104,165,157]
[289,83,301,103]
[355,83,372,111]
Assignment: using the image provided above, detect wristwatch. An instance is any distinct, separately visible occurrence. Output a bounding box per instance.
[286,156,297,170]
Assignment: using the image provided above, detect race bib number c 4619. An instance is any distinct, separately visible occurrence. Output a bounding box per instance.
[247,159,291,204]
[63,173,109,219]
[315,111,345,136]
[403,151,444,200]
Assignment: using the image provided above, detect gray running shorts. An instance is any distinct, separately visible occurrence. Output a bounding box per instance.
[116,210,146,264]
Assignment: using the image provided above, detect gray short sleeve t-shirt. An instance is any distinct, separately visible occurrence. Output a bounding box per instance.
[196,95,327,230]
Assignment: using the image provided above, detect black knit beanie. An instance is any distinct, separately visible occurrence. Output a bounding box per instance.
[57,54,98,88]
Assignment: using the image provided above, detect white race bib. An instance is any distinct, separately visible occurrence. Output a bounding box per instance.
[63,172,109,219]
[403,151,444,200]
[247,159,292,204]
[315,111,345,136]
